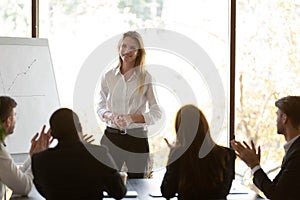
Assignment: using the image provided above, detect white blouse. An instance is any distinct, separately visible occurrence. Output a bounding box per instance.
[97,66,162,129]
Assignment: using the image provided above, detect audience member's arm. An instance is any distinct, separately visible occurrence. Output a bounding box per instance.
[19,157,32,173]
[0,125,51,196]
[230,139,300,199]
[82,133,95,144]
[143,76,162,125]
[253,151,300,200]
[0,146,33,196]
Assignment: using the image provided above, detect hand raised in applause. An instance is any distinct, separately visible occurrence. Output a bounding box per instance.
[231,139,261,169]
[164,138,174,148]
[29,125,53,157]
[82,133,95,144]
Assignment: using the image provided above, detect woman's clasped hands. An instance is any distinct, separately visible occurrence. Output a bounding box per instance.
[113,114,133,130]
[103,111,133,131]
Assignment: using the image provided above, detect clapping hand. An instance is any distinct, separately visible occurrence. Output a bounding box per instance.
[164,138,174,148]
[29,125,53,157]
[231,140,261,169]
[82,133,95,144]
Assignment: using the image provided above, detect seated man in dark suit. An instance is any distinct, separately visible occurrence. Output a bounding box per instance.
[231,96,300,200]
[32,108,126,200]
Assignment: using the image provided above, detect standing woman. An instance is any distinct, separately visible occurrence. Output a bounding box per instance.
[97,31,162,178]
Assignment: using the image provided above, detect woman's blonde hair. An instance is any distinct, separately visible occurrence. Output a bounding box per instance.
[117,31,146,94]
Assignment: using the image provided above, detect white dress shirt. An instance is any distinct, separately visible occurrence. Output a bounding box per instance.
[97,66,162,129]
[283,135,300,154]
[0,143,33,199]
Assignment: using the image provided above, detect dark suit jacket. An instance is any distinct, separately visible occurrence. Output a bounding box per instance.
[161,145,235,200]
[32,141,126,200]
[254,136,300,200]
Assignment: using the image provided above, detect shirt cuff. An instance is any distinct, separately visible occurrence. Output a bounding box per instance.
[251,165,261,175]
[97,109,109,122]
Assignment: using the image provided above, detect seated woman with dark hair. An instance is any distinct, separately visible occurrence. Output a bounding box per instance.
[161,105,235,200]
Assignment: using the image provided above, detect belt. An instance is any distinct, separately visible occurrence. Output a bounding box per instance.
[106,127,126,135]
[106,126,145,135]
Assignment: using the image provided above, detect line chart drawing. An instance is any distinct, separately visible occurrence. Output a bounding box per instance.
[7,58,37,92]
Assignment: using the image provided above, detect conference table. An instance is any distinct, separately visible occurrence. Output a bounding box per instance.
[113,178,265,200]
[9,178,267,200]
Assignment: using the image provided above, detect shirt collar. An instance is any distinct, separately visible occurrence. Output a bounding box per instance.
[284,134,300,153]
[114,66,121,76]
[114,66,138,80]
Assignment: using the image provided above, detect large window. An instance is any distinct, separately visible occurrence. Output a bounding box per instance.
[2,0,300,196]
[4,0,300,195]
[0,0,31,37]
[235,0,300,196]
[3,0,232,185]
[38,0,230,172]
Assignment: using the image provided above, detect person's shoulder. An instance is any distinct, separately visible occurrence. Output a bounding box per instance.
[168,146,185,162]
[144,71,155,85]
[292,136,300,149]
[31,149,54,166]
[213,145,236,160]
[144,70,152,78]
[216,145,234,152]
[82,144,111,160]
[104,66,119,76]
[287,137,300,157]
[32,149,51,159]
[84,144,118,169]
[0,144,10,157]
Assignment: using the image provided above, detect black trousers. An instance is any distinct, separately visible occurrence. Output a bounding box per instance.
[100,127,150,178]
